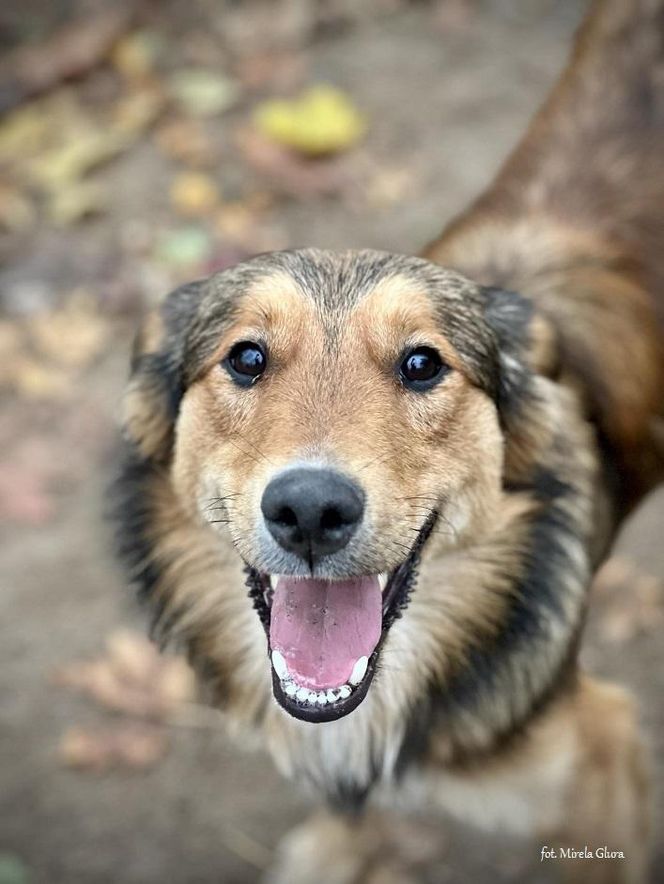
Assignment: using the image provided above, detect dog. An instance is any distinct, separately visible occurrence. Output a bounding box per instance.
[113,1,664,881]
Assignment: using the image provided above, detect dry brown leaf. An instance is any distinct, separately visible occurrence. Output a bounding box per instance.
[54,628,196,721]
[593,557,664,643]
[236,126,354,197]
[0,181,36,232]
[112,86,166,137]
[592,556,636,594]
[154,118,216,167]
[0,455,56,525]
[27,294,107,369]
[59,723,168,771]
[365,166,416,208]
[0,7,134,112]
[111,30,162,84]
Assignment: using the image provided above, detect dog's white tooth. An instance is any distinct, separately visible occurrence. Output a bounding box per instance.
[378,573,388,592]
[307,691,317,703]
[316,692,328,705]
[349,656,368,686]
[326,689,337,703]
[271,650,289,680]
[285,683,298,697]
[296,687,309,702]
[338,685,351,699]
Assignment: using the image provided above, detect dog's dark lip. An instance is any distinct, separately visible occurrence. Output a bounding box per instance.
[246,511,438,724]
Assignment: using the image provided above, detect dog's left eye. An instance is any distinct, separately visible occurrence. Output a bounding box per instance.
[224,341,267,386]
[399,347,449,390]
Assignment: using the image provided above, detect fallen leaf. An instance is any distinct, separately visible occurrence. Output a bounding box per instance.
[154,117,216,167]
[365,166,417,208]
[237,125,355,197]
[253,84,366,156]
[47,179,105,226]
[169,68,240,118]
[0,102,53,166]
[155,226,212,268]
[592,556,635,595]
[170,171,220,217]
[0,453,57,524]
[0,7,134,112]
[54,628,196,720]
[592,557,664,643]
[4,356,71,400]
[0,182,36,233]
[27,128,126,193]
[111,29,163,83]
[59,723,168,771]
[112,86,165,137]
[27,294,108,368]
[0,853,30,884]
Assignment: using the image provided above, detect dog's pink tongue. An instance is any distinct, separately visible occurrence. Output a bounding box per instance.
[270,576,382,690]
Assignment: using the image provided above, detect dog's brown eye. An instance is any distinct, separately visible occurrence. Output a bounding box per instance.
[399,347,448,390]
[224,341,267,386]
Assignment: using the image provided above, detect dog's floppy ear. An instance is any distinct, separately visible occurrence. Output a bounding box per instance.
[481,285,559,420]
[121,280,205,464]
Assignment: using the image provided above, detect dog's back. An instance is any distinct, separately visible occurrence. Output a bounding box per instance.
[425,0,664,510]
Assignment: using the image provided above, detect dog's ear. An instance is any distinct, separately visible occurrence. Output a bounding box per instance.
[481,285,559,421]
[121,281,205,464]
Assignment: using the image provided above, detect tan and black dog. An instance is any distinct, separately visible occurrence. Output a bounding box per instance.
[114,1,664,881]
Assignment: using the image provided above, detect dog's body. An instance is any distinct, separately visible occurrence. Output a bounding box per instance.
[114,2,664,881]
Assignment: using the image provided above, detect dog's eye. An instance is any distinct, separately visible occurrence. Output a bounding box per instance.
[224,341,267,386]
[399,347,448,390]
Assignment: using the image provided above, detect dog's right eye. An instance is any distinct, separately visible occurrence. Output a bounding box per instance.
[223,341,267,387]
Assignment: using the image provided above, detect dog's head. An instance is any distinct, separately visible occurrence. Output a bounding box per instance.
[120,249,538,723]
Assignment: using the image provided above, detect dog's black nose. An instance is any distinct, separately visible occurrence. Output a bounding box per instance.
[261,467,365,560]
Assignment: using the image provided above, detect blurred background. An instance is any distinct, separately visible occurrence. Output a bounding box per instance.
[1,1,663,882]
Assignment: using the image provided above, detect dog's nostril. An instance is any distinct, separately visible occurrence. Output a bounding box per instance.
[320,507,344,532]
[275,506,298,527]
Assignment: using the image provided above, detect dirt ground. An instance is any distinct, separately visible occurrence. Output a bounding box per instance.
[1,1,663,882]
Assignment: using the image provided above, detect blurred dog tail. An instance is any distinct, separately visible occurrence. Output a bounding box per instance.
[424,0,664,505]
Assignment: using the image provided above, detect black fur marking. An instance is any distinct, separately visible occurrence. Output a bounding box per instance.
[109,444,176,643]
[482,285,536,421]
[396,466,586,774]
[326,776,376,816]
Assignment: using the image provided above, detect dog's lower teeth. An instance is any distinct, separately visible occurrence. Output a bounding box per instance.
[349,656,368,685]
[277,673,359,705]
[271,650,289,679]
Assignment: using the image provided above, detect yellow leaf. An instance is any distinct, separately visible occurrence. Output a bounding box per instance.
[47,180,105,226]
[253,85,367,156]
[27,129,126,191]
[111,30,162,82]
[169,171,220,217]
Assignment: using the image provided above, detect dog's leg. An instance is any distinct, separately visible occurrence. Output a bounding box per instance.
[266,808,420,884]
[429,675,651,884]
[544,677,651,884]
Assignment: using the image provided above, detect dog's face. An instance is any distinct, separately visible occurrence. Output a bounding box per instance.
[123,250,528,723]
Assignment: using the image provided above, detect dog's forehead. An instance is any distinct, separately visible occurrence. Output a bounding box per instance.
[204,249,485,326]
[185,249,499,392]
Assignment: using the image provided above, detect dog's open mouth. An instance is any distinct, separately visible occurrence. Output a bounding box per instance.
[246,512,437,723]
